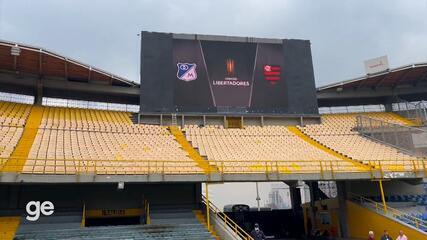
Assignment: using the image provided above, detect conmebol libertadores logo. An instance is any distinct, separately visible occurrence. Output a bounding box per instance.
[177,63,197,82]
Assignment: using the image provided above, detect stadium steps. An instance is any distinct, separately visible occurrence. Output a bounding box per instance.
[169,126,218,174]
[287,126,371,171]
[3,106,44,172]
[0,216,20,240]
[14,223,216,240]
[194,210,221,240]
[130,113,139,124]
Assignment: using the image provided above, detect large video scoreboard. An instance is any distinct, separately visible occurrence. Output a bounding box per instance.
[140,31,318,114]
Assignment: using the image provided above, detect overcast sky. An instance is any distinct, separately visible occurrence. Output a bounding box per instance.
[1,0,426,87]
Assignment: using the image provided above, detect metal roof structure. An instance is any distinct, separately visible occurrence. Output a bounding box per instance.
[317,63,427,107]
[0,40,139,104]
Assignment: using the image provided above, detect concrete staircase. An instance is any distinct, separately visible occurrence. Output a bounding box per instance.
[169,126,218,174]
[288,126,371,171]
[15,209,216,240]
[14,224,216,240]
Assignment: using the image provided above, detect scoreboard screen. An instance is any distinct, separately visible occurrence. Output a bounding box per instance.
[140,32,318,114]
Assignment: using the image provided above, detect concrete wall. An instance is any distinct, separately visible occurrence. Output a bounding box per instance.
[346,180,424,197]
[347,201,426,240]
[0,183,201,215]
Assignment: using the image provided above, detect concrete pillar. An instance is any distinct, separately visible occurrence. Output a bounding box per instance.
[287,182,302,213]
[384,103,393,112]
[308,182,318,231]
[34,78,43,105]
[336,181,350,238]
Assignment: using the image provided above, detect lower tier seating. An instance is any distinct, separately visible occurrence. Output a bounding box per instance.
[15,210,215,240]
[14,223,215,240]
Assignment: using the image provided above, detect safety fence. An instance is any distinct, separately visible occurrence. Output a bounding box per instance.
[349,193,427,232]
[392,100,427,125]
[202,195,253,240]
[356,115,427,157]
[1,158,426,177]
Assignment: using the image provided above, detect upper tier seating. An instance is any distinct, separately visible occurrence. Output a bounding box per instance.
[0,126,23,158]
[184,125,358,173]
[0,101,31,160]
[301,113,423,171]
[40,106,133,131]
[21,106,202,174]
[0,101,31,127]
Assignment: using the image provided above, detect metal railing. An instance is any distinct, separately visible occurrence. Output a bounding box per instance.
[356,115,427,157]
[393,99,427,125]
[202,195,253,240]
[1,158,426,178]
[349,193,427,232]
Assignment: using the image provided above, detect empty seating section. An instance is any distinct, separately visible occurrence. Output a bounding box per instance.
[22,106,201,174]
[0,101,31,160]
[0,127,23,158]
[0,101,31,127]
[1,99,423,175]
[40,106,133,131]
[184,125,357,173]
[301,113,423,171]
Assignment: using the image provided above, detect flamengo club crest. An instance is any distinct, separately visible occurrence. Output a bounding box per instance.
[177,63,197,82]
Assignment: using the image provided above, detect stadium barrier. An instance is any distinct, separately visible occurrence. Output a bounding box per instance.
[392,99,427,125]
[356,115,427,157]
[202,194,253,240]
[1,158,426,177]
[349,193,427,232]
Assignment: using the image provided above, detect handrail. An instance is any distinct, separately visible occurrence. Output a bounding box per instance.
[202,195,253,240]
[145,200,151,225]
[349,193,427,231]
[81,204,85,227]
[0,157,426,176]
[356,115,425,132]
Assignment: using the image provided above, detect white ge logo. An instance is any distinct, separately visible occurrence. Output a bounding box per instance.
[26,201,54,221]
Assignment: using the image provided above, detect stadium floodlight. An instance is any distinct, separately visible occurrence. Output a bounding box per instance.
[11,44,21,56]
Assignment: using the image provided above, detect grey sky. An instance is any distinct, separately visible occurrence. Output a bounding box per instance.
[1,0,426,87]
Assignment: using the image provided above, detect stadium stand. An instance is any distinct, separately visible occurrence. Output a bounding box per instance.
[40,106,133,130]
[0,126,23,158]
[300,112,425,171]
[0,103,203,175]
[183,124,363,173]
[0,101,31,169]
[0,101,31,126]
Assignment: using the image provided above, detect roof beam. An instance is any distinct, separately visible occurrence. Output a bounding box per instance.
[373,73,390,89]
[64,58,68,80]
[391,68,413,88]
[413,70,427,86]
[38,49,43,77]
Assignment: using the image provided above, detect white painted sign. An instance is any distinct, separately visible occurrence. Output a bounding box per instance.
[364,55,389,74]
